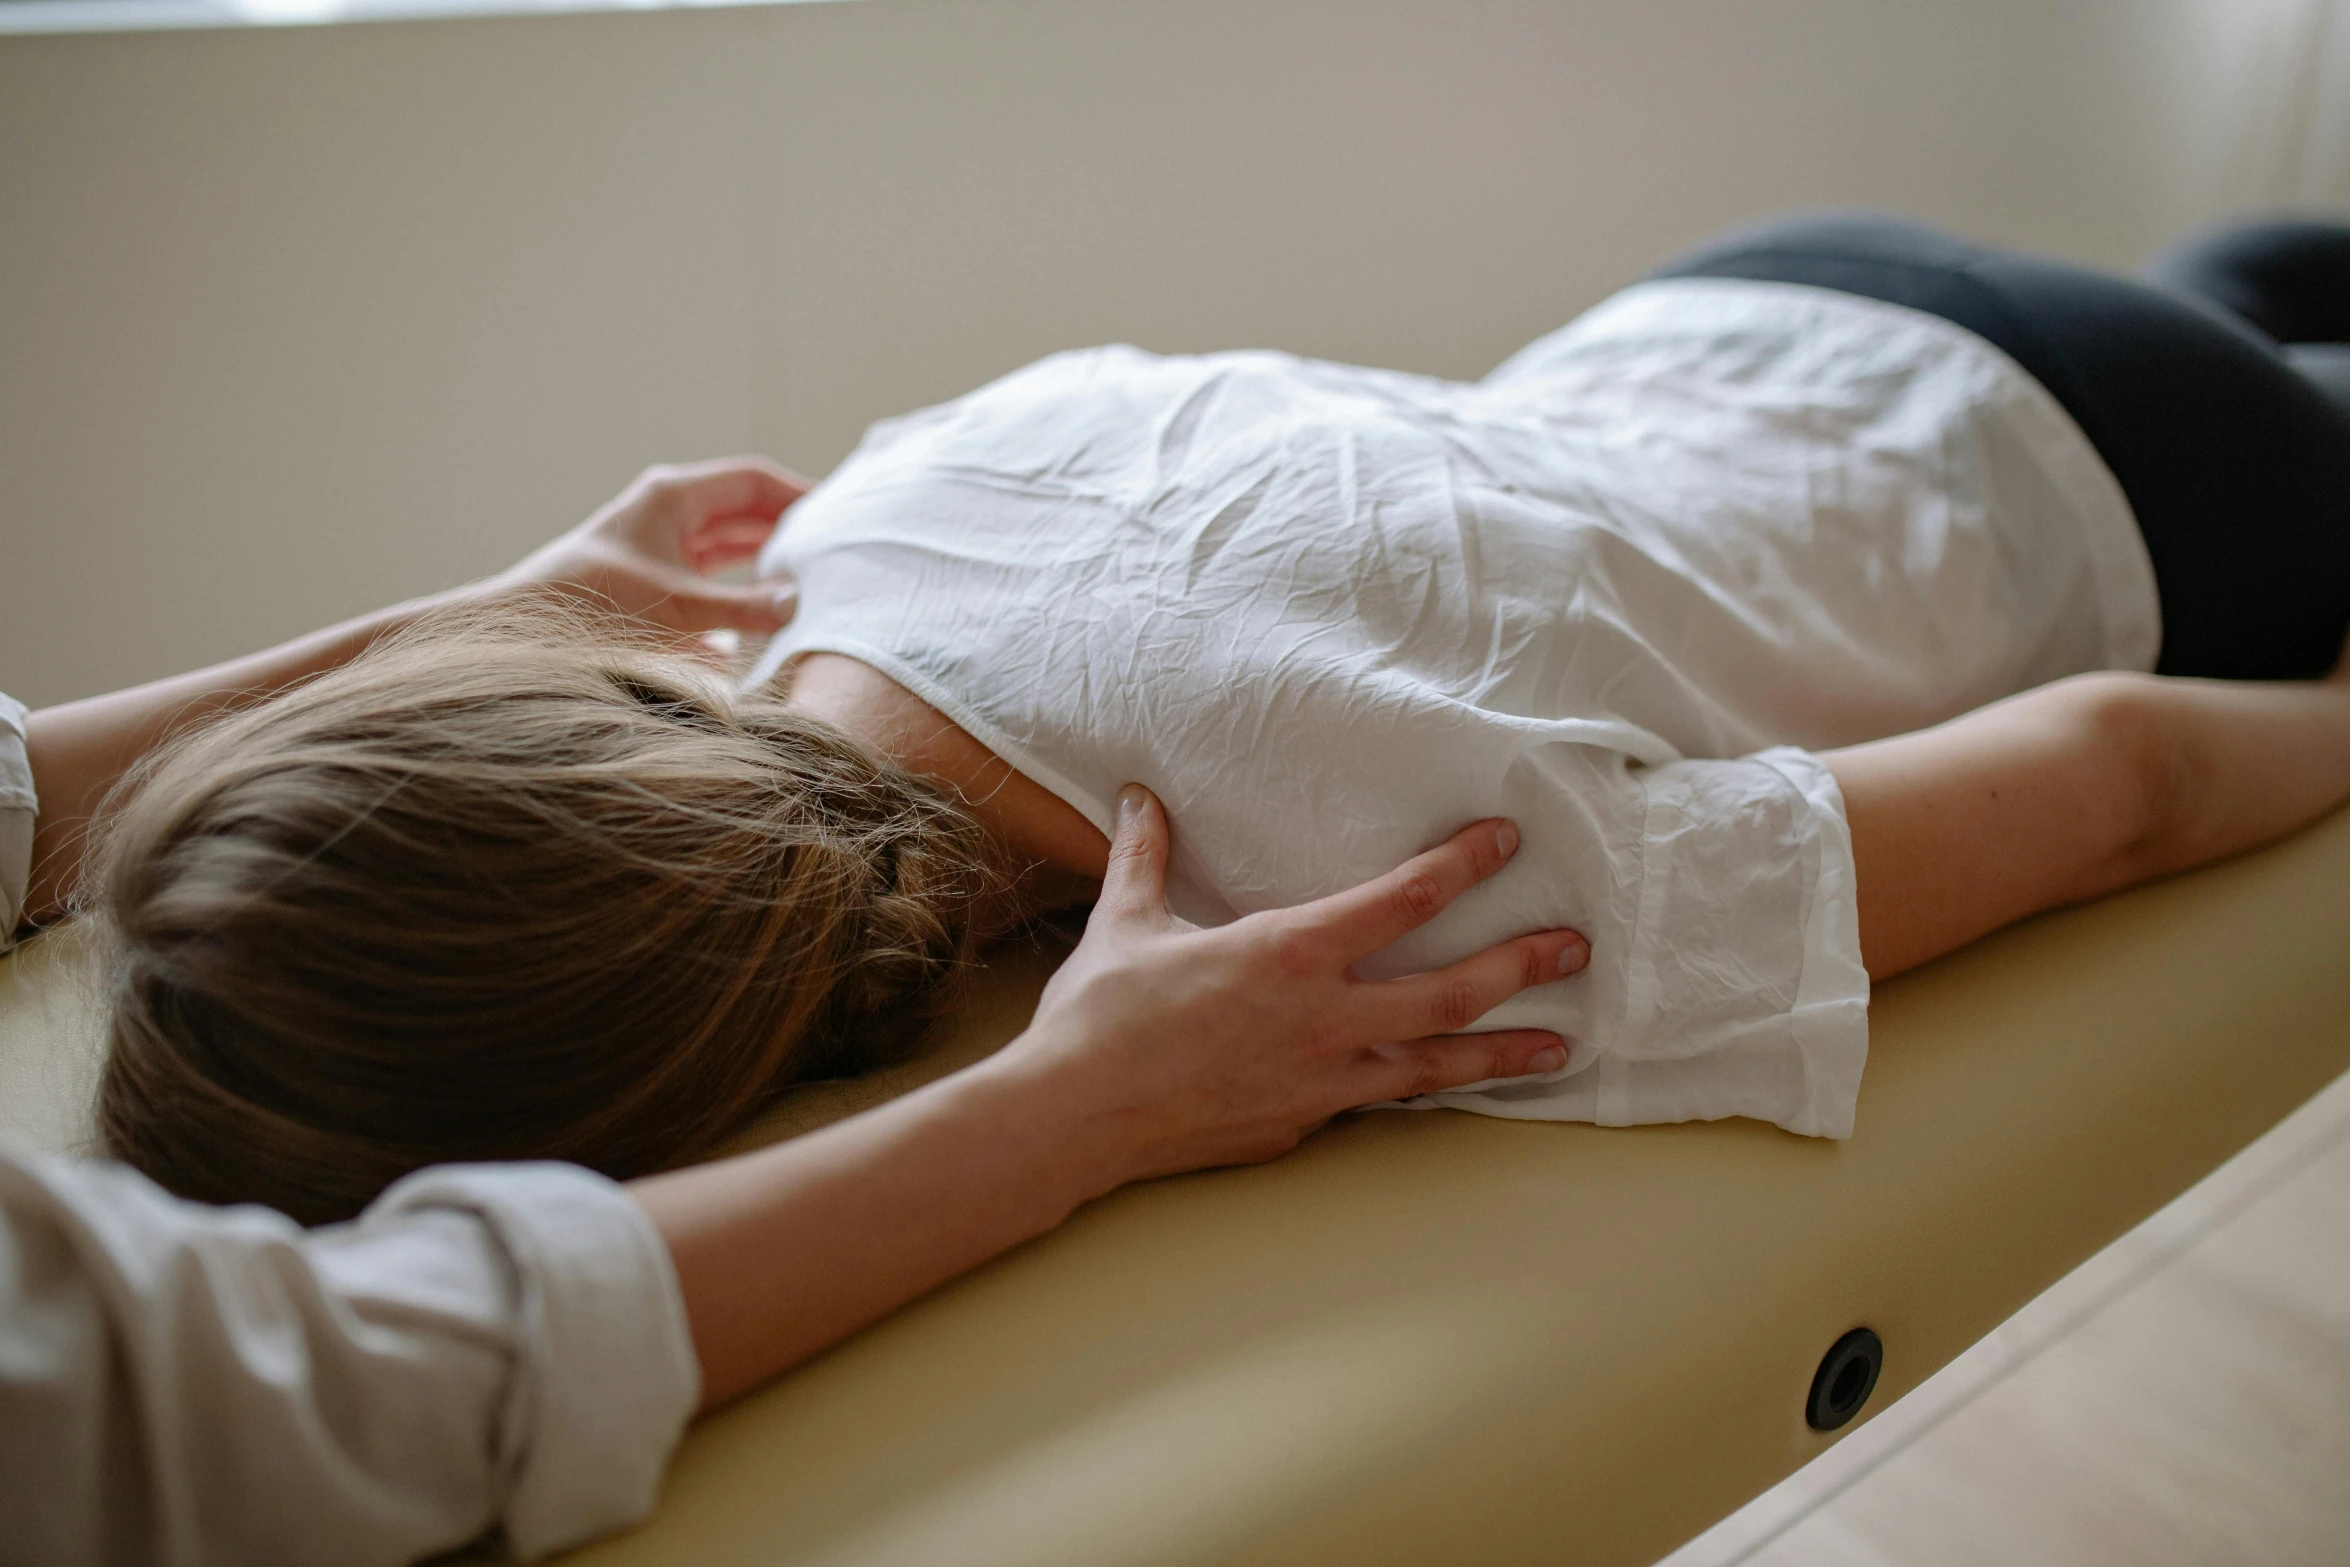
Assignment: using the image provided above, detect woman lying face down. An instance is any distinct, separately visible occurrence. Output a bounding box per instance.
[94,213,2350,1224]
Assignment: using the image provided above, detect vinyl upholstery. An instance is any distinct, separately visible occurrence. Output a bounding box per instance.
[6,809,2346,1566]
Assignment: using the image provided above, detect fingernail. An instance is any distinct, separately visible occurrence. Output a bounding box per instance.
[1495,821,1519,858]
[1530,1045,1568,1073]
[1117,783,1147,823]
[1557,937,1589,976]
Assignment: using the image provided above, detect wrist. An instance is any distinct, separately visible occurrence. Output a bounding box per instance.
[952,1030,1146,1215]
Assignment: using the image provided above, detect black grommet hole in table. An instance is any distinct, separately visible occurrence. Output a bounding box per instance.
[1806,1327,1884,1432]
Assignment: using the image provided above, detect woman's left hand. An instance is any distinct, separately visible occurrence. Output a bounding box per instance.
[635,784,1588,1411]
[493,457,810,637]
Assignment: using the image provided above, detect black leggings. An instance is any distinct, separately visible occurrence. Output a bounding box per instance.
[1650,214,2350,680]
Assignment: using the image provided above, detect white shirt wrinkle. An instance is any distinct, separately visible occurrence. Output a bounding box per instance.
[0,694,36,955]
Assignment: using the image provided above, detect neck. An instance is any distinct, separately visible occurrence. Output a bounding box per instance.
[779,652,1108,916]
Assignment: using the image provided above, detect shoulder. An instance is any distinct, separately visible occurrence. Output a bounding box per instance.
[824,345,1201,487]
[784,653,1107,904]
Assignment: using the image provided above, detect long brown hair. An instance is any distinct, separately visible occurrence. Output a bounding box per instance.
[90,600,998,1224]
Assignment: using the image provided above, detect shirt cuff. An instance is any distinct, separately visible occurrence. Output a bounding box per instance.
[0,692,38,952]
[1751,745,1872,1139]
[370,1161,701,1560]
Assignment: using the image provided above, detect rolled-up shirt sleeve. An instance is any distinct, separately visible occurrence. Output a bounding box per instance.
[0,1149,700,1566]
[1369,740,1871,1140]
[0,693,34,950]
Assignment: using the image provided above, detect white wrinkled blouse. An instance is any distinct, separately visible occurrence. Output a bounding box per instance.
[751,279,2159,1138]
[0,695,700,1566]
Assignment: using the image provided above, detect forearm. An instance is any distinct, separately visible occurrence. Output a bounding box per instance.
[20,588,469,923]
[2125,674,2350,881]
[628,1048,1126,1413]
[1830,670,2350,980]
[21,458,812,929]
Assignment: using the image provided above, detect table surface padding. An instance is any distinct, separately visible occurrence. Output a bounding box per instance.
[5,810,2348,1567]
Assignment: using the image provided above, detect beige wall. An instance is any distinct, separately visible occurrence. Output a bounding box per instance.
[2,0,2342,707]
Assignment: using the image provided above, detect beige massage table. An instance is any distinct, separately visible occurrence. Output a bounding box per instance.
[4,809,2348,1566]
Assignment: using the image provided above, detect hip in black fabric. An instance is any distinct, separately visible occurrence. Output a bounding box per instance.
[1649,213,2350,681]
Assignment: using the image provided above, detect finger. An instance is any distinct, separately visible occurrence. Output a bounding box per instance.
[654,458,809,526]
[1294,818,1522,958]
[633,568,800,635]
[700,514,789,539]
[683,523,789,576]
[1097,784,1172,924]
[1349,927,1588,1040]
[1350,1028,1570,1104]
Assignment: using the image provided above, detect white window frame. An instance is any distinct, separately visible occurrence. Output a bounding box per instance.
[0,0,846,37]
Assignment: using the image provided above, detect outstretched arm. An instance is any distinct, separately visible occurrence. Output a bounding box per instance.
[0,791,1585,1564]
[17,459,805,926]
[1828,668,2350,980]
[632,787,1591,1411]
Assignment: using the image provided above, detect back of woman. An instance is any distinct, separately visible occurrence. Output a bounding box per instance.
[746,274,2158,1137]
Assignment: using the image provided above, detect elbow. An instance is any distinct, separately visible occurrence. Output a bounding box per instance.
[2069,672,2188,883]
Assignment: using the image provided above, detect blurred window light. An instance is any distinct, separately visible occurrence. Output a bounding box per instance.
[0,0,851,34]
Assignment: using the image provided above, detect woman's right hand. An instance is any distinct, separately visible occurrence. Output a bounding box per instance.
[490,457,810,636]
[994,785,1591,1191]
